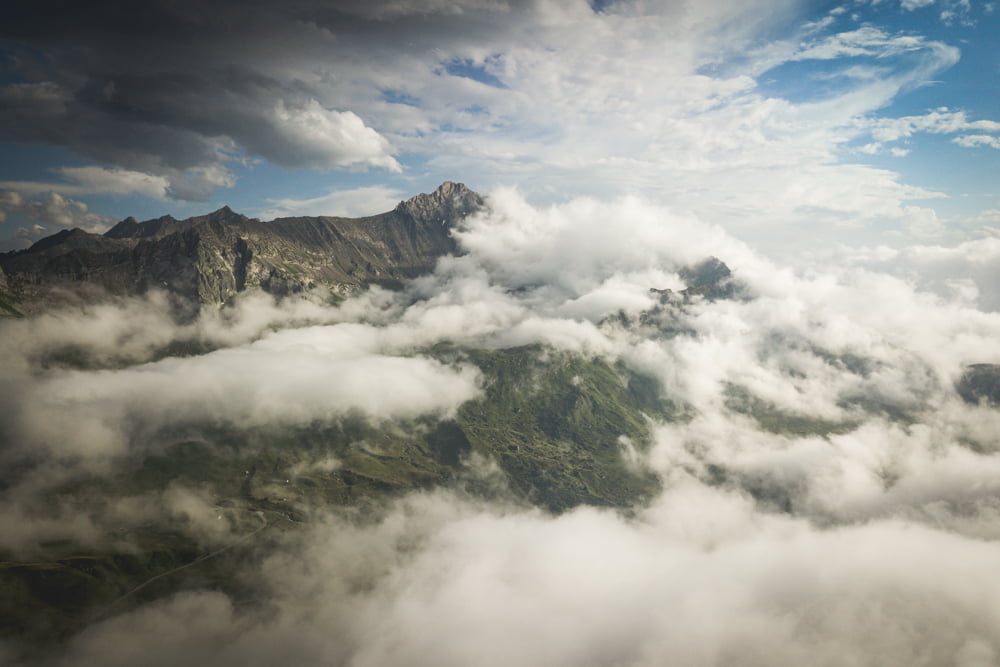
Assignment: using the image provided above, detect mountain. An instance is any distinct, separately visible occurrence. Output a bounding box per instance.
[0,181,483,315]
[956,363,1000,406]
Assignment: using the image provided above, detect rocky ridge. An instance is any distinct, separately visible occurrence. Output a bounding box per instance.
[0,182,484,315]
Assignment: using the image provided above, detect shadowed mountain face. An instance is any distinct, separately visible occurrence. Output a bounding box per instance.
[956,364,1000,406]
[0,182,483,314]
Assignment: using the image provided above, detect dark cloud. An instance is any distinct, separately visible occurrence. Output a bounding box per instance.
[0,0,419,193]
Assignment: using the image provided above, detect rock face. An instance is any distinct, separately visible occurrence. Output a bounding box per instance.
[648,257,746,305]
[956,364,1000,406]
[0,182,484,313]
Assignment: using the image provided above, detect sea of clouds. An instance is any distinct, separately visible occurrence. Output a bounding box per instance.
[3,189,1000,666]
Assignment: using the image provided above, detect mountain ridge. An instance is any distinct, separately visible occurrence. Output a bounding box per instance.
[0,182,484,315]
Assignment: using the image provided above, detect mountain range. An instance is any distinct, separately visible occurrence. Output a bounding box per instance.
[0,181,483,316]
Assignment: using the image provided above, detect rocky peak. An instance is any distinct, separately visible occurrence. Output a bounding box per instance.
[0,182,486,314]
[104,216,141,239]
[106,213,181,239]
[28,229,80,252]
[206,205,244,222]
[649,257,746,305]
[679,257,731,289]
[396,181,484,223]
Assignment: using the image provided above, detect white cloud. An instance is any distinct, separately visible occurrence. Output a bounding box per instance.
[790,26,932,60]
[53,488,1000,667]
[54,167,172,198]
[953,134,1000,149]
[837,235,1000,311]
[8,193,1000,662]
[0,164,243,205]
[5,321,480,464]
[971,208,1000,224]
[269,99,402,172]
[0,167,170,199]
[868,109,1000,143]
[1,1,986,250]
[257,185,406,220]
[0,190,114,234]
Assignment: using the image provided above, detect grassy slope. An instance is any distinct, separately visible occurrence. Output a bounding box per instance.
[1,345,670,648]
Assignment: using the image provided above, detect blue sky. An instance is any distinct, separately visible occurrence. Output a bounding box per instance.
[0,0,998,255]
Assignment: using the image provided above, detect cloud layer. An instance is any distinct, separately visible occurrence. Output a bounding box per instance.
[3,190,1000,663]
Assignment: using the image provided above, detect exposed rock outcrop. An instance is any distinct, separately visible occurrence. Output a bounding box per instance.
[649,257,747,305]
[956,364,1000,406]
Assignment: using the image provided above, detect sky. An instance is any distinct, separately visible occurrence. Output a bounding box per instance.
[0,0,998,255]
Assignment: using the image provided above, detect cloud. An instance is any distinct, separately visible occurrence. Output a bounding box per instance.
[0,164,239,203]
[836,235,1000,311]
[971,208,1000,224]
[7,169,1000,665]
[3,326,480,473]
[862,108,1000,154]
[164,164,238,201]
[256,100,402,172]
[0,0,982,248]
[953,134,1000,149]
[53,167,171,198]
[257,184,406,219]
[0,170,167,198]
[876,0,974,23]
[0,6,406,195]
[48,487,1000,667]
[0,190,114,234]
[333,0,516,20]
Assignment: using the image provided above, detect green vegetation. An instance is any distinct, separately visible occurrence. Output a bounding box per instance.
[0,290,24,317]
[455,346,665,511]
[724,383,856,437]
[2,344,674,648]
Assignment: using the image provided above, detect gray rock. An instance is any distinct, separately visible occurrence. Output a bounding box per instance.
[0,182,484,314]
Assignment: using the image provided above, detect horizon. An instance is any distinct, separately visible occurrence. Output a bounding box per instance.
[0,0,998,259]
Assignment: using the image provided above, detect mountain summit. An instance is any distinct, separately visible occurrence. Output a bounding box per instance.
[0,182,484,315]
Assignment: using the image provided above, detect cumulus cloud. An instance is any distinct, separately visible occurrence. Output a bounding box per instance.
[263,100,402,172]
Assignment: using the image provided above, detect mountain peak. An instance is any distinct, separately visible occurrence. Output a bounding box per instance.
[104,216,140,239]
[396,181,484,223]
[205,205,245,222]
[1,183,480,313]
